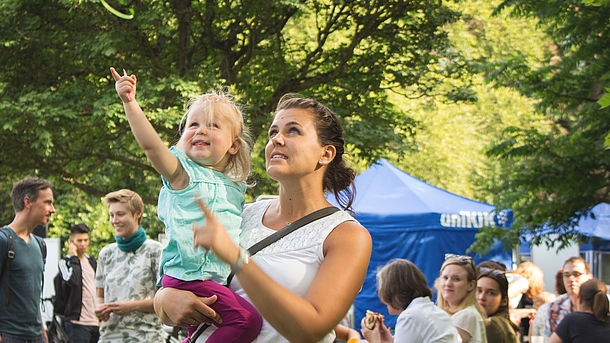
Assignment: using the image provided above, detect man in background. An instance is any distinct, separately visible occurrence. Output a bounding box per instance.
[0,177,55,343]
[544,256,593,337]
[55,223,99,343]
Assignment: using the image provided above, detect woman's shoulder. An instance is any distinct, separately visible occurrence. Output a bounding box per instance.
[455,305,482,318]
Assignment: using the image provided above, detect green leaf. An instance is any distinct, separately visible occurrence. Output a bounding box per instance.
[598,90,610,109]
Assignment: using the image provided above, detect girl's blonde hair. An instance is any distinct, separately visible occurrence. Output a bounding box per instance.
[435,257,487,320]
[176,89,251,182]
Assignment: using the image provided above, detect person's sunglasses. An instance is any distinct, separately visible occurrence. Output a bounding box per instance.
[444,253,473,263]
[479,267,505,277]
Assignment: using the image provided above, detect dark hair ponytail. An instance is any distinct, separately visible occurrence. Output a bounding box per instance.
[276,94,357,212]
[579,278,609,323]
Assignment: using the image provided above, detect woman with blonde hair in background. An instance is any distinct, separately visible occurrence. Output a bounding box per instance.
[507,261,544,337]
[436,254,488,343]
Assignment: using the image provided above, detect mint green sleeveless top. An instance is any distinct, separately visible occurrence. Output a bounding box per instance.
[158,146,246,284]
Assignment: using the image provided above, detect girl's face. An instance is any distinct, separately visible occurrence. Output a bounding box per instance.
[265,108,330,181]
[441,264,475,308]
[108,202,141,238]
[180,103,240,171]
[477,277,505,316]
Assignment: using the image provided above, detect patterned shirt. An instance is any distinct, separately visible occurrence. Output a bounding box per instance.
[544,293,573,337]
[95,240,164,343]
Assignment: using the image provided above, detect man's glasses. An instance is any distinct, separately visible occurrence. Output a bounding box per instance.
[479,267,506,277]
[444,253,473,263]
[563,271,584,279]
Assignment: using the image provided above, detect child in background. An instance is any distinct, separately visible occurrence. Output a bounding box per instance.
[110,67,261,343]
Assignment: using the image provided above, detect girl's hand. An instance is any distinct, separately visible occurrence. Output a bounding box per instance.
[193,197,240,265]
[110,67,136,102]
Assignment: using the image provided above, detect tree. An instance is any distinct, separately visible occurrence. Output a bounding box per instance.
[0,0,462,202]
[0,0,466,248]
[475,0,610,250]
[385,0,550,205]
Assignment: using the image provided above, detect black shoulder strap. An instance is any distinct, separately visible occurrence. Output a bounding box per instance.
[189,206,340,343]
[247,206,339,256]
[34,235,47,268]
[0,226,14,306]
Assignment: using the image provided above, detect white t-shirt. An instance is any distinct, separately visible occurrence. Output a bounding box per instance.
[451,305,488,343]
[394,297,461,343]
[195,200,356,343]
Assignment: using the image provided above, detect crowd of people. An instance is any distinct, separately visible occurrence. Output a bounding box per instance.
[0,71,609,343]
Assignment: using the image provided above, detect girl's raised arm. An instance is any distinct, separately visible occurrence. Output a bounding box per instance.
[110,67,187,188]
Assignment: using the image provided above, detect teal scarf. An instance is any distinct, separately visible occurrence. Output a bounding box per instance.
[116,226,147,253]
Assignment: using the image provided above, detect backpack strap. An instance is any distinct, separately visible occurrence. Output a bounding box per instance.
[0,226,15,306]
[0,227,47,307]
[34,235,47,299]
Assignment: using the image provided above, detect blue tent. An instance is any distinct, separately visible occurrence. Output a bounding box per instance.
[329,159,513,331]
[521,202,610,254]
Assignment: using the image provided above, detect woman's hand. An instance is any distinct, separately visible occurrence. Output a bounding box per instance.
[154,287,222,328]
[193,197,240,266]
[110,67,136,102]
[360,317,393,343]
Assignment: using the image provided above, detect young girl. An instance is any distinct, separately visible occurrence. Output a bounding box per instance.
[436,254,488,343]
[476,267,519,343]
[110,67,262,342]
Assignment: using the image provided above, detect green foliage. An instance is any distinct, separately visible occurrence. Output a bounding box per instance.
[0,0,462,203]
[0,0,469,252]
[384,0,548,206]
[598,88,610,108]
[478,0,610,251]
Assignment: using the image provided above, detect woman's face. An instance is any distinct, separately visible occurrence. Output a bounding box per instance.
[441,264,475,308]
[108,202,141,238]
[477,276,505,316]
[265,108,327,181]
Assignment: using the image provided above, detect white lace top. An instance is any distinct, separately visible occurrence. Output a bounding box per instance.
[196,200,356,343]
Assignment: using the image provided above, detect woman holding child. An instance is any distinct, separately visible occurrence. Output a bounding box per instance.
[154,94,373,342]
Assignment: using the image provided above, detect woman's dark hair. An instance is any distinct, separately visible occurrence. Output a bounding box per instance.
[477,268,510,316]
[555,268,567,295]
[578,278,609,323]
[276,94,356,212]
[476,260,507,272]
[376,259,431,311]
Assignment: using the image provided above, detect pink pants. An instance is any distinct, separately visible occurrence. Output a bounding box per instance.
[162,275,262,343]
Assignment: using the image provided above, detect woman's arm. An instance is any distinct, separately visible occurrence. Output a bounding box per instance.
[110,67,187,189]
[335,324,362,341]
[548,332,564,343]
[192,200,372,343]
[456,328,472,343]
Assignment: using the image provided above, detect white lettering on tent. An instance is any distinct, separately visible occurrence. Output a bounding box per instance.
[440,211,497,228]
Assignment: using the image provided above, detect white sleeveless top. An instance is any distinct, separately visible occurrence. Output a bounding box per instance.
[195,200,357,343]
